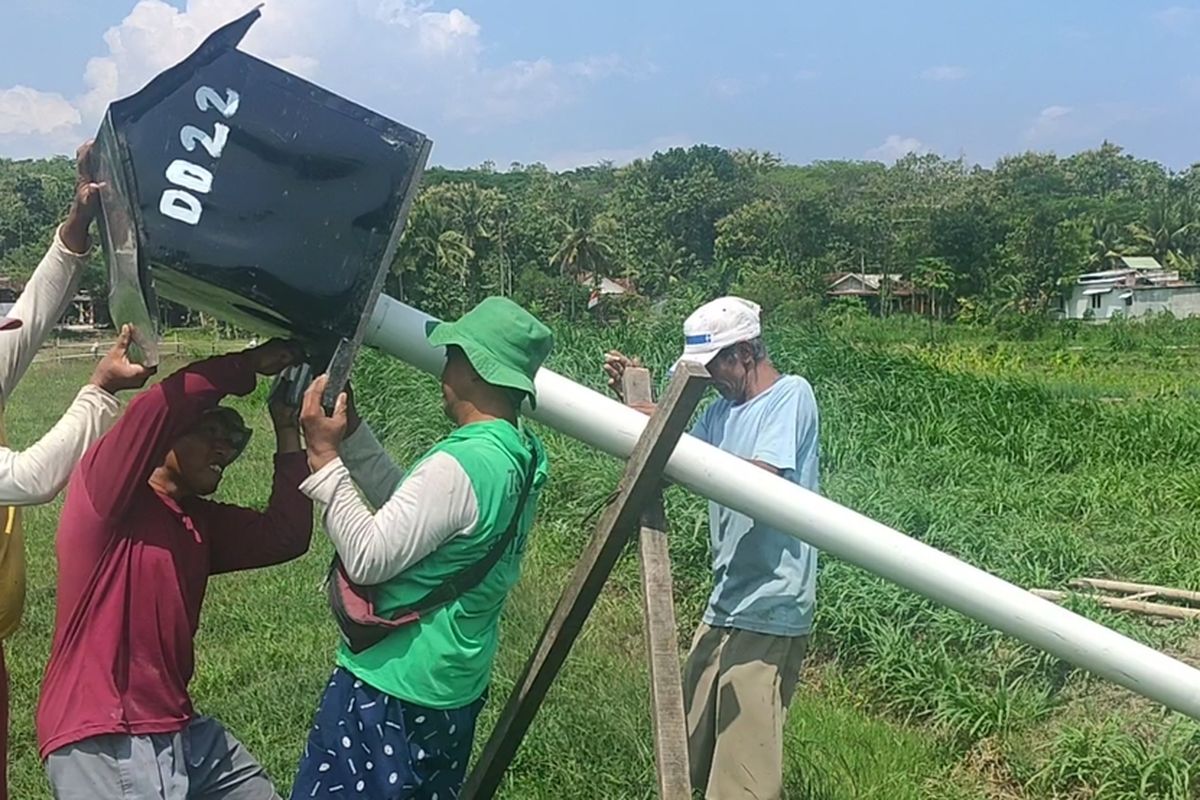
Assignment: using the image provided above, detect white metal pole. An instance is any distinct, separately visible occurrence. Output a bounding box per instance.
[363,294,1200,720]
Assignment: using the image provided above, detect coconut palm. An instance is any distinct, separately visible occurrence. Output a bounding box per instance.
[1087,219,1126,271]
[1126,199,1195,269]
[549,207,617,318]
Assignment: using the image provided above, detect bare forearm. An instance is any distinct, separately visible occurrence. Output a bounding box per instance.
[59,212,91,255]
[275,425,302,453]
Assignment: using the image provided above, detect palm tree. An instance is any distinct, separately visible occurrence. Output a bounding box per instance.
[913,256,952,321]
[444,183,503,304]
[549,208,616,317]
[394,197,452,302]
[1087,219,1125,271]
[1126,199,1196,270]
[435,230,474,312]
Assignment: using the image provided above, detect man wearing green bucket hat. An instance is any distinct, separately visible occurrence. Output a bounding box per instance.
[295,297,552,800]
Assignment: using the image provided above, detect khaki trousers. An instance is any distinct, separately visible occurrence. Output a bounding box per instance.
[46,715,279,800]
[683,623,809,800]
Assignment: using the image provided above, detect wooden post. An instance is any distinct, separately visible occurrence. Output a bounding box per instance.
[462,362,710,800]
[623,367,692,800]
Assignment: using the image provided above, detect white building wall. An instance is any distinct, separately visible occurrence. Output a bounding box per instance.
[1064,287,1125,320]
[1062,285,1200,320]
[1135,286,1200,318]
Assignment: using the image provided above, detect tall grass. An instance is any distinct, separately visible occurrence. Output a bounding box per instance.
[5,313,1200,797]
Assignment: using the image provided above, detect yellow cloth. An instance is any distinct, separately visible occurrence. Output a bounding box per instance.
[0,412,24,641]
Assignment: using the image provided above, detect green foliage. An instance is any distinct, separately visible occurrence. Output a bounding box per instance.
[0,156,110,295]
[1028,718,1200,799]
[6,142,1200,329]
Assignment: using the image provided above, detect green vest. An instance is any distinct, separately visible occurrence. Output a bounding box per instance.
[338,419,548,708]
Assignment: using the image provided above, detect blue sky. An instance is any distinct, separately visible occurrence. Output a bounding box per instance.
[2,0,1199,170]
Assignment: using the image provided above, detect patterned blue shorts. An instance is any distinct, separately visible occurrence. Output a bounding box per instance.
[290,668,484,800]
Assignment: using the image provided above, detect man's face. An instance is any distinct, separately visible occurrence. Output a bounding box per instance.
[706,345,751,402]
[440,347,474,420]
[164,410,248,496]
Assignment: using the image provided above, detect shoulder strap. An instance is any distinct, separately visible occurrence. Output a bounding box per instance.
[402,441,539,616]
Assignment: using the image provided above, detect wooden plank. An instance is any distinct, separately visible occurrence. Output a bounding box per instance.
[1032,589,1200,620]
[624,367,693,800]
[1071,577,1200,606]
[462,362,711,800]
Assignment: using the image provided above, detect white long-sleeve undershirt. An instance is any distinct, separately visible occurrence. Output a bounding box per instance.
[0,228,122,505]
[300,423,479,585]
[0,385,120,505]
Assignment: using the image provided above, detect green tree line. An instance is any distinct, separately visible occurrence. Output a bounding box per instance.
[4,142,1199,324]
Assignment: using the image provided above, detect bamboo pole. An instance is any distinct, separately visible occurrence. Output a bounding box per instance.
[1071,578,1200,606]
[1032,589,1200,621]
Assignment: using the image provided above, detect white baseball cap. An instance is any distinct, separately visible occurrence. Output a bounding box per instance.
[673,296,761,370]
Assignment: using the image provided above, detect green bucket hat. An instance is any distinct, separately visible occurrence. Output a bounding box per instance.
[426,297,554,409]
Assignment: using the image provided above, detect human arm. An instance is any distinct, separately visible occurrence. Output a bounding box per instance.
[603,350,656,416]
[334,384,405,508]
[339,423,405,510]
[206,452,314,574]
[0,386,118,505]
[298,374,477,584]
[0,143,102,398]
[747,379,820,491]
[0,233,86,399]
[0,326,154,505]
[79,339,301,520]
[300,451,478,585]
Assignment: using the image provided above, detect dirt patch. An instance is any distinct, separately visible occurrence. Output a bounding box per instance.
[949,736,1028,800]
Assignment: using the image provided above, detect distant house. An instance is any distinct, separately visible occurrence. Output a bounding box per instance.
[61,291,111,329]
[0,278,114,329]
[1057,256,1200,320]
[0,278,21,324]
[826,272,930,315]
[576,272,637,311]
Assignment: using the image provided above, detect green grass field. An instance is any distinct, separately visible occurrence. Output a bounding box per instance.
[5,319,1200,799]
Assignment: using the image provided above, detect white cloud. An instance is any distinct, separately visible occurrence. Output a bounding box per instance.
[1021,103,1149,146]
[1024,104,1075,142]
[794,69,820,82]
[541,134,694,172]
[0,87,80,135]
[567,54,652,80]
[446,58,573,127]
[710,78,743,99]
[1153,5,1200,31]
[864,134,928,163]
[1,0,634,154]
[920,65,967,82]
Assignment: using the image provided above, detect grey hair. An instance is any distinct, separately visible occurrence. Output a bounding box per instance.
[718,337,768,363]
[746,337,768,362]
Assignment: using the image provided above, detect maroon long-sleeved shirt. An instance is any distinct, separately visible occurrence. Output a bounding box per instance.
[35,353,312,758]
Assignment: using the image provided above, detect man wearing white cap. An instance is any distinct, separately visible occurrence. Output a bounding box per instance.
[0,142,153,800]
[604,296,819,800]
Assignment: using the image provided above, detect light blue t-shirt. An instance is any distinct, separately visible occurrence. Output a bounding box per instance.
[691,375,820,637]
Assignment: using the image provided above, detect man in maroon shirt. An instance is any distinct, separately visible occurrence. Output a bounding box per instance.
[36,340,314,799]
